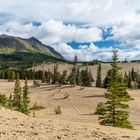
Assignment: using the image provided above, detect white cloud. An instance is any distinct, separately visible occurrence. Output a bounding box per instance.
[112,12,140,48]
[0,19,102,45]
[0,0,140,61]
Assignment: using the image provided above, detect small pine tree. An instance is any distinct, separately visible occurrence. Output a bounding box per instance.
[68,67,76,86]
[8,94,13,109]
[103,70,111,88]
[137,75,140,89]
[80,67,93,87]
[61,70,68,85]
[131,67,135,81]
[11,71,16,82]
[128,71,133,89]
[22,77,30,114]
[41,71,46,83]
[99,50,133,129]
[13,74,22,111]
[96,63,102,87]
[76,66,81,86]
[52,65,59,84]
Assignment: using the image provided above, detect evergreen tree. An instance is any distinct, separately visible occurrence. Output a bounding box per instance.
[8,94,13,109]
[137,75,140,89]
[80,68,93,87]
[99,50,132,129]
[13,74,22,111]
[22,77,30,114]
[68,67,76,86]
[96,63,102,87]
[52,65,59,84]
[61,70,68,85]
[74,55,78,66]
[41,71,46,83]
[131,67,135,81]
[11,71,16,82]
[103,70,111,88]
[76,66,81,86]
[68,55,78,86]
[46,71,52,84]
[128,71,132,89]
[7,69,11,81]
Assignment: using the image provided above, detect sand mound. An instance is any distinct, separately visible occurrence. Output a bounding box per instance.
[0,108,140,140]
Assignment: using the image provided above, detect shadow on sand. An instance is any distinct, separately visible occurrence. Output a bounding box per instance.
[81,95,105,98]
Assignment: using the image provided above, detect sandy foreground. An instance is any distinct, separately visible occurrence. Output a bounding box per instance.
[0,80,140,140]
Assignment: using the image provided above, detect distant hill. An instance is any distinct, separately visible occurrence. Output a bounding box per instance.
[0,34,64,68]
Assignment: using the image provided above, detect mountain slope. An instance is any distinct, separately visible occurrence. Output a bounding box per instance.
[0,34,64,67]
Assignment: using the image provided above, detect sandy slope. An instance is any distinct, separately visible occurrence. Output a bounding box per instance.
[0,108,140,140]
[31,62,140,80]
[0,80,140,139]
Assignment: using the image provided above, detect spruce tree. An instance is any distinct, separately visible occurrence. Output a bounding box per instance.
[61,70,68,85]
[41,71,46,83]
[11,71,16,82]
[68,67,76,86]
[80,68,93,87]
[52,65,59,84]
[76,66,81,86]
[99,50,132,129]
[128,71,132,89]
[96,63,102,87]
[131,67,135,81]
[22,77,30,114]
[68,55,78,86]
[103,70,111,88]
[13,74,22,111]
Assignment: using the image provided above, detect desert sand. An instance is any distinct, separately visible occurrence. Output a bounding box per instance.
[0,79,140,140]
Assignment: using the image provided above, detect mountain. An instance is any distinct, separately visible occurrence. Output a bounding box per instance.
[0,34,64,68]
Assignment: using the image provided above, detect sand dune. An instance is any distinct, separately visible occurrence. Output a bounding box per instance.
[31,62,140,80]
[0,108,140,140]
[0,80,140,139]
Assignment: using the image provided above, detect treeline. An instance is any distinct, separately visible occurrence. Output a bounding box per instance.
[0,56,94,87]
[1,56,140,89]
[97,66,140,89]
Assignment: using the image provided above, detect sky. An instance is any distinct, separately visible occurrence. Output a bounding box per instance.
[0,0,140,61]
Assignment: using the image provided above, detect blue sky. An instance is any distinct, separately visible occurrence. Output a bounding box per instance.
[0,0,140,61]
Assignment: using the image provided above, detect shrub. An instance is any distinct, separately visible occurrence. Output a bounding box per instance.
[30,103,46,111]
[33,80,40,87]
[54,105,62,115]
[63,93,69,99]
[95,102,106,115]
[0,94,8,107]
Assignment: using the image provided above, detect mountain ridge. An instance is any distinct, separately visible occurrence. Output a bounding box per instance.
[0,34,64,68]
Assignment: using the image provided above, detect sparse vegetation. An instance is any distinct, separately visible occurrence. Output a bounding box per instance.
[54,105,62,115]
[63,93,69,99]
[33,80,40,87]
[30,103,46,111]
[95,102,106,115]
[0,94,8,107]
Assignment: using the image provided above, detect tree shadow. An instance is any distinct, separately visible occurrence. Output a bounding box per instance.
[53,97,66,100]
[80,113,95,116]
[81,95,105,98]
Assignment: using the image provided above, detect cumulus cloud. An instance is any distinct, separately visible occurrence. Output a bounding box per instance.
[0,0,139,61]
[0,19,102,45]
[112,11,140,49]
